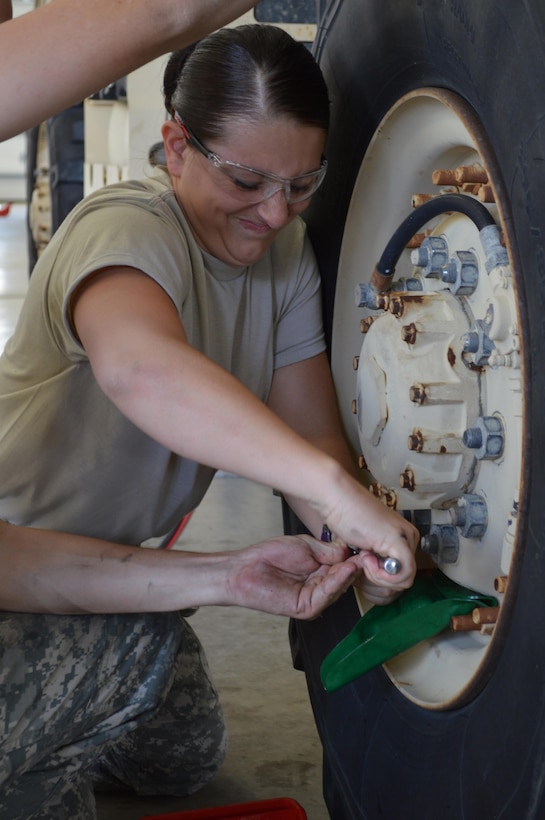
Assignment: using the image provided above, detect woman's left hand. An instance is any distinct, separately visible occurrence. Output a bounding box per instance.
[227,535,363,619]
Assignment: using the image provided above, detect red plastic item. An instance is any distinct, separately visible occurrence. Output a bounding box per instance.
[138,797,307,820]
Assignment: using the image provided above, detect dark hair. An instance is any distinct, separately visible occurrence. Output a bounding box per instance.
[162,24,329,142]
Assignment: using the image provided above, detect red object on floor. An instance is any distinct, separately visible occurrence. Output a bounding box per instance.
[164,511,194,549]
[138,797,307,820]
[0,203,11,217]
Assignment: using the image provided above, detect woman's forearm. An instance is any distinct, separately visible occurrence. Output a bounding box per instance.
[0,522,231,614]
[100,336,344,524]
[0,523,363,618]
[1,0,256,141]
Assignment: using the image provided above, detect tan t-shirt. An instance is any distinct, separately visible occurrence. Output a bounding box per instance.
[0,171,325,544]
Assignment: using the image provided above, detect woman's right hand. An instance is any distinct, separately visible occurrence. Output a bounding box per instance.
[319,469,419,596]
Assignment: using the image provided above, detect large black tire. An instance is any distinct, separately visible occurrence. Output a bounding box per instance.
[290,2,545,818]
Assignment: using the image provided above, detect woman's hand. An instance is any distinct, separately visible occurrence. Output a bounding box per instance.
[227,535,363,619]
[319,470,419,598]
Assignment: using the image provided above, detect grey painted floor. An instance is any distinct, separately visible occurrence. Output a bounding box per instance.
[0,204,329,819]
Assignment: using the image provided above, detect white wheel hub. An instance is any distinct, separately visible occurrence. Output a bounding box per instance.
[332,89,523,708]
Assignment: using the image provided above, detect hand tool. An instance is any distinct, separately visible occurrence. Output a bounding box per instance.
[321,525,402,575]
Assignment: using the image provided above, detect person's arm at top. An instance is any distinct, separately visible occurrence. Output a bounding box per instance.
[0,0,256,141]
[72,267,418,595]
[0,520,361,618]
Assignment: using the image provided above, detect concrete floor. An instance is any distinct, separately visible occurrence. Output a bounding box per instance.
[0,204,330,819]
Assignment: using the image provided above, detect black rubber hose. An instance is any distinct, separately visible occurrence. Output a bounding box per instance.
[376,193,496,278]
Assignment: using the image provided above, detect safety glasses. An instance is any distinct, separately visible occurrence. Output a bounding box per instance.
[173,112,327,205]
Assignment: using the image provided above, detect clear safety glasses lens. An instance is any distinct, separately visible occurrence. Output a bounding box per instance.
[213,158,328,204]
[174,113,327,204]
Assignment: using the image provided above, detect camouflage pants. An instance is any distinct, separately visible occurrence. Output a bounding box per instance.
[0,611,227,820]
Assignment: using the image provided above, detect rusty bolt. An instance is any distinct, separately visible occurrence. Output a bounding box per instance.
[353,355,360,371]
[407,430,424,452]
[399,468,416,492]
[409,383,427,404]
[478,184,495,203]
[360,316,374,334]
[401,322,417,344]
[432,169,457,186]
[388,295,405,317]
[461,182,482,195]
[351,399,358,415]
[472,606,500,626]
[376,293,390,311]
[455,163,488,184]
[357,454,368,471]
[494,576,508,594]
[450,614,481,632]
[382,489,398,508]
[406,231,431,249]
[412,193,433,207]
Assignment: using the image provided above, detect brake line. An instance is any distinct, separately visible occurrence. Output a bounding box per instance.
[370,192,498,293]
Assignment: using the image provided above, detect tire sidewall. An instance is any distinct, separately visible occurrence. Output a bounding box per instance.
[299,2,545,816]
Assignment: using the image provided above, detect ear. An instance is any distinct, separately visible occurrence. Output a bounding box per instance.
[161,119,189,178]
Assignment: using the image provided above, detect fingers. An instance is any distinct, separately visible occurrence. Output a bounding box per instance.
[298,533,352,565]
[296,559,360,620]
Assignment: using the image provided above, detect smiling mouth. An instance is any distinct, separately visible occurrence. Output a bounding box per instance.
[239,217,271,234]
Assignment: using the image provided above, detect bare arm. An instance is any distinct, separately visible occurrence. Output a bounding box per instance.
[0,521,361,618]
[72,267,418,590]
[267,352,357,537]
[0,0,256,141]
[268,353,416,603]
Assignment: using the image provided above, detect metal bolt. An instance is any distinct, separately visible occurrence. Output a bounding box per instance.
[494,576,508,594]
[409,383,426,404]
[454,163,488,184]
[472,606,500,626]
[412,193,434,207]
[421,524,459,564]
[462,415,505,460]
[478,184,495,203]
[353,355,360,371]
[449,493,488,539]
[388,295,405,317]
[407,430,424,452]
[401,323,417,344]
[406,231,431,249]
[410,235,449,278]
[432,169,458,186]
[399,468,416,492]
[441,262,457,284]
[463,332,480,354]
[360,317,374,334]
[355,283,370,308]
[440,250,479,295]
[462,318,495,365]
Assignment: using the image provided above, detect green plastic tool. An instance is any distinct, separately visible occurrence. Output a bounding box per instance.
[320,571,498,692]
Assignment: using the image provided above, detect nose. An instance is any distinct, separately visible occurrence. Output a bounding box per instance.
[256,189,291,229]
